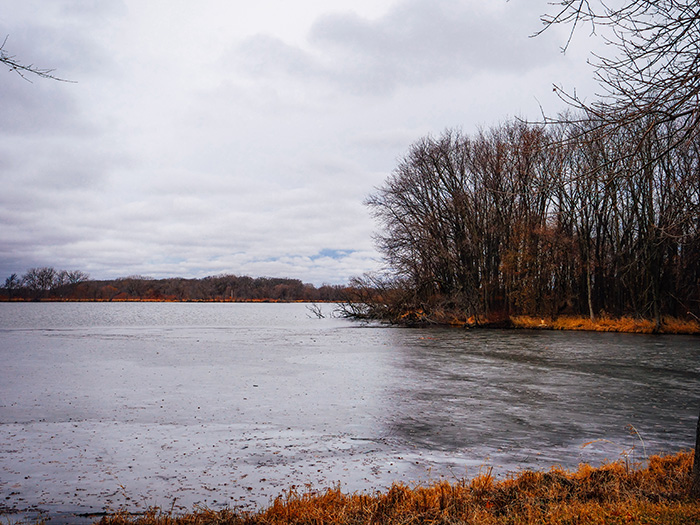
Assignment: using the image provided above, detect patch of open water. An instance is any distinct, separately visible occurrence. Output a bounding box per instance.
[1,302,698,523]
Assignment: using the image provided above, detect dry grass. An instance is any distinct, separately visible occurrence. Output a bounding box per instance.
[389,309,700,334]
[511,315,700,334]
[97,451,700,525]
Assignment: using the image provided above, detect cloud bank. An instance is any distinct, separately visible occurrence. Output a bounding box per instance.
[0,0,597,284]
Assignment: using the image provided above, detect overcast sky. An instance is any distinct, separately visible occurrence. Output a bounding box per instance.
[0,0,602,285]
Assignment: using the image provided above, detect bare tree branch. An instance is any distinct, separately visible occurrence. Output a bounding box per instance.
[538,1,700,166]
[0,36,74,82]
[533,0,700,186]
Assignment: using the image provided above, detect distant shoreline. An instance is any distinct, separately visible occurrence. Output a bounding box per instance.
[2,299,698,334]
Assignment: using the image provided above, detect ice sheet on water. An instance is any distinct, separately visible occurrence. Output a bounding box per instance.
[1,302,698,522]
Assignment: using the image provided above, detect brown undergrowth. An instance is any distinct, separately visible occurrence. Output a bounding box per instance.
[98,451,699,524]
[366,303,700,334]
[511,315,700,334]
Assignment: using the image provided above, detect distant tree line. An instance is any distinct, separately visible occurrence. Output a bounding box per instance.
[348,115,699,328]
[3,267,90,300]
[1,268,347,302]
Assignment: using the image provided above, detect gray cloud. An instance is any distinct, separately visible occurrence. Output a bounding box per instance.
[237,35,322,78]
[236,0,560,96]
[0,0,594,285]
[0,77,86,136]
[58,0,128,18]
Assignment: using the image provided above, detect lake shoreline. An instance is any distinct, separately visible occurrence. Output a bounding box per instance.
[3,298,698,334]
[510,315,700,335]
[365,308,700,335]
[92,451,700,524]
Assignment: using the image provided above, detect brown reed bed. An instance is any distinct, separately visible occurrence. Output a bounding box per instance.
[511,315,700,335]
[383,308,700,334]
[97,451,699,524]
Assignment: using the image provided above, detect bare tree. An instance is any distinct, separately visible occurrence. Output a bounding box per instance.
[50,269,90,298]
[4,273,21,300]
[22,267,58,299]
[65,270,90,284]
[538,1,699,166]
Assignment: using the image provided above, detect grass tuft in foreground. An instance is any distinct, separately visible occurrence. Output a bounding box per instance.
[98,451,699,524]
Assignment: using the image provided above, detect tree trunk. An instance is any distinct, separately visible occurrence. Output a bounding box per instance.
[692,407,700,498]
[586,261,595,321]
[650,250,662,332]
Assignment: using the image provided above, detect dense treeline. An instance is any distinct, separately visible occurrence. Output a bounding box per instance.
[1,268,347,302]
[346,0,700,329]
[350,115,700,327]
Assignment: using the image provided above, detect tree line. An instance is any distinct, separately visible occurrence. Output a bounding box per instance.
[348,115,699,328]
[1,268,348,302]
[3,267,90,300]
[344,0,700,330]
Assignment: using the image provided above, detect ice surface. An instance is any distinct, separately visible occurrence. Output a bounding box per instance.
[1,303,698,523]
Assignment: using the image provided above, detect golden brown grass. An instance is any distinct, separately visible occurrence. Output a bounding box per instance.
[511,315,700,334]
[97,451,700,524]
[387,308,700,334]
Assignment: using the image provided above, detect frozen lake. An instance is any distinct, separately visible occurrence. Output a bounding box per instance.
[1,302,698,523]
